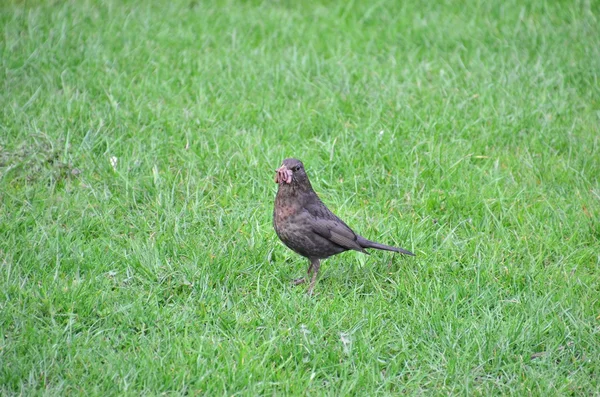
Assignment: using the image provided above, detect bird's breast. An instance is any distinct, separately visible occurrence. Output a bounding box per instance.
[274,203,295,224]
[274,189,301,223]
[273,195,302,242]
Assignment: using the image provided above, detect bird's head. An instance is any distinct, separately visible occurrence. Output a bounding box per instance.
[274,158,309,188]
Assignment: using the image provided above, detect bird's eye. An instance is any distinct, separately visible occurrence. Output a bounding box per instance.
[292,166,299,172]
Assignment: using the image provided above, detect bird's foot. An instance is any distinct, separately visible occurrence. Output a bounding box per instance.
[292,277,306,286]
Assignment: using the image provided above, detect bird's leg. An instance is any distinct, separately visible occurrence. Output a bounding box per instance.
[306,259,321,296]
[292,260,314,286]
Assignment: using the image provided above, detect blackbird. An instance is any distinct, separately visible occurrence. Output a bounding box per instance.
[273,158,415,295]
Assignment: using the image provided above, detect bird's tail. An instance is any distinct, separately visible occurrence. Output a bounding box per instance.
[357,236,415,256]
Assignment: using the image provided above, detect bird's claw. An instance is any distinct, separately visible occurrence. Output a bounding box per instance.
[292,277,306,286]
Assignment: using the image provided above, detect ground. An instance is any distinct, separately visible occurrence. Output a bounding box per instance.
[1,0,599,394]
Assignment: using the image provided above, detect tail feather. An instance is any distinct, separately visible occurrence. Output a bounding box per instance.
[357,236,415,256]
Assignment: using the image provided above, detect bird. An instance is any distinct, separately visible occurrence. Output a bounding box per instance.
[273,158,415,295]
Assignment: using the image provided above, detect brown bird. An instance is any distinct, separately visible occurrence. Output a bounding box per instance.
[273,158,415,295]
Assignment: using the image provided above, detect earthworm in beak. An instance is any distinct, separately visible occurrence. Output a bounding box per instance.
[274,165,293,184]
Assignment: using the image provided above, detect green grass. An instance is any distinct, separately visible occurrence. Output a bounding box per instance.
[1,0,599,394]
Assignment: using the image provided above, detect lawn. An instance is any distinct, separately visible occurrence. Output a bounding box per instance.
[1,0,599,394]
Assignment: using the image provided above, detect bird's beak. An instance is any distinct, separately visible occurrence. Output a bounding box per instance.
[274,165,293,184]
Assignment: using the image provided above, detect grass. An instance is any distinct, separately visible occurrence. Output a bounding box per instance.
[1,0,599,394]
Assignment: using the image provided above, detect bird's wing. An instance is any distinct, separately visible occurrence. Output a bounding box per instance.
[303,194,368,253]
[311,217,368,254]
